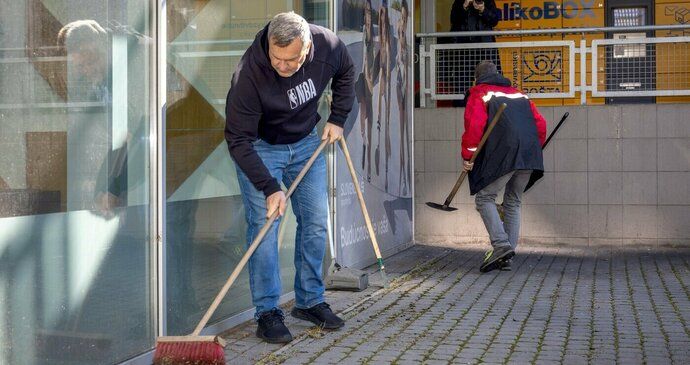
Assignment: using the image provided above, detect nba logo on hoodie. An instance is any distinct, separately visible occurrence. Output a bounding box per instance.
[287,79,317,109]
[288,89,299,109]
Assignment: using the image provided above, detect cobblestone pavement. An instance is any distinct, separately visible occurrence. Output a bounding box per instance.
[220,243,690,364]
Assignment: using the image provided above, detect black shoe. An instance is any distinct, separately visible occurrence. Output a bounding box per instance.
[500,258,513,271]
[291,302,344,330]
[480,246,515,273]
[256,309,293,343]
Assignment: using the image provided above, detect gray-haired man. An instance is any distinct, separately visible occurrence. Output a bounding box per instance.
[225,12,355,343]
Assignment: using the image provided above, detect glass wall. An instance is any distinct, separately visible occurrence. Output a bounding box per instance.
[0,1,154,364]
[0,0,337,363]
[164,0,332,335]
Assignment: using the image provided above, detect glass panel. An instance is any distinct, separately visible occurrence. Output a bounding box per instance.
[165,0,331,335]
[0,1,154,364]
[613,8,648,59]
[613,7,646,27]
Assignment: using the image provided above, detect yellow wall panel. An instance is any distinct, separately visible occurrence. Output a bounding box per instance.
[655,2,690,103]
[562,8,605,27]
[533,98,563,106]
[519,0,563,29]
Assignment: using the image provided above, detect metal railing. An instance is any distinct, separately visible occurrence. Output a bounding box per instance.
[417,25,690,106]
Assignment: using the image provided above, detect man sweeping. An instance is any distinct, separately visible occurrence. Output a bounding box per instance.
[225,12,355,343]
[461,61,547,273]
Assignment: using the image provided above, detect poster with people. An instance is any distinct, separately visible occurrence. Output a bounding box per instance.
[336,0,413,268]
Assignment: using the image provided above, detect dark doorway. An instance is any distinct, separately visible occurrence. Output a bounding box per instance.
[605,0,656,104]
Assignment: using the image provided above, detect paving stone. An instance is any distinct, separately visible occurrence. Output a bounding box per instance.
[218,244,690,364]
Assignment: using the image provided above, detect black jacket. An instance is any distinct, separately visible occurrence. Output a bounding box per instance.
[225,23,355,197]
[450,0,499,43]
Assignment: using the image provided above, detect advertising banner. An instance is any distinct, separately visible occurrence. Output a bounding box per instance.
[336,0,414,269]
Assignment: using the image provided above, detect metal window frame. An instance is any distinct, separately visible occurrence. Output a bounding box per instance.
[154,0,166,344]
[429,41,577,100]
[591,36,690,97]
[409,1,416,243]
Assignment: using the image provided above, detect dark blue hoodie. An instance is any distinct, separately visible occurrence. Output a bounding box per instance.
[225,23,355,197]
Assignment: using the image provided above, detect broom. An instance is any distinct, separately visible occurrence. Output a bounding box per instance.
[153,139,329,365]
[338,137,389,288]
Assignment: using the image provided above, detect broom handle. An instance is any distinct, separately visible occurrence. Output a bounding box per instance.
[442,103,506,207]
[542,112,569,150]
[338,138,384,262]
[192,139,329,336]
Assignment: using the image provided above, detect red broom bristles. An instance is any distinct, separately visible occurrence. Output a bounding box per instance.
[153,341,225,365]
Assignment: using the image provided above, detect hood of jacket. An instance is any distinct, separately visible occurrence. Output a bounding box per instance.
[475,72,511,87]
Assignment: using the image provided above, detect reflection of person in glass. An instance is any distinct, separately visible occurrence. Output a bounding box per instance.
[58,20,114,216]
[355,0,379,182]
[58,20,110,101]
[376,0,392,190]
[449,0,500,107]
[395,0,410,196]
[225,12,354,344]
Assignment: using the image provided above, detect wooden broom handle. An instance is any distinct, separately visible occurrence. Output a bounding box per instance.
[338,138,384,260]
[192,139,329,335]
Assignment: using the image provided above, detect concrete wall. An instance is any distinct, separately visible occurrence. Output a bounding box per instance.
[414,104,690,247]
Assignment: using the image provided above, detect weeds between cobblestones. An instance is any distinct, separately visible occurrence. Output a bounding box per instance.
[666,253,690,308]
[354,251,484,364]
[378,255,476,362]
[259,251,451,363]
[460,249,548,364]
[607,254,621,362]
[276,250,473,363]
[350,250,476,363]
[391,251,527,362]
[638,254,675,364]
[416,250,541,363]
[444,249,545,363]
[501,252,557,363]
[242,246,690,365]
[530,256,570,364]
[559,254,584,364]
[624,254,648,363]
[586,255,599,364]
[656,254,690,337]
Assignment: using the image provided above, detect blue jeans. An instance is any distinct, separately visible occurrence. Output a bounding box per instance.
[235,130,328,317]
[475,170,532,250]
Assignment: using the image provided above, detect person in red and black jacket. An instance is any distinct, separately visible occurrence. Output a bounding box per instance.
[461,61,547,273]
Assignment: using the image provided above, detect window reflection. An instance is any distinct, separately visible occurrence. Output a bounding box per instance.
[0,2,153,364]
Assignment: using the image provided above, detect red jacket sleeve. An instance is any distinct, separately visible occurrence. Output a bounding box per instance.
[461,91,488,161]
[530,101,547,146]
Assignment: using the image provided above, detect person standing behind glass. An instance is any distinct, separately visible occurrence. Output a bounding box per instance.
[449,0,500,107]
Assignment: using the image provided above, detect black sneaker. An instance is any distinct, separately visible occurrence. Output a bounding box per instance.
[256,308,293,343]
[480,246,515,273]
[291,302,344,330]
[500,258,513,271]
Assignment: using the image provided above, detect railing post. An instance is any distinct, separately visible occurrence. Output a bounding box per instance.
[580,38,588,105]
[419,38,425,108]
